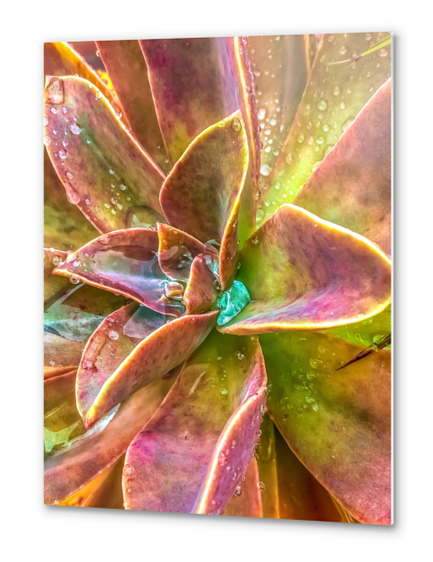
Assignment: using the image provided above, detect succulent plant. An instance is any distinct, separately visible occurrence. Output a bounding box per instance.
[44,33,392,524]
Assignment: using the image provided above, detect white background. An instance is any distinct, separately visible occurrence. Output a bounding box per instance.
[1,0,431,560]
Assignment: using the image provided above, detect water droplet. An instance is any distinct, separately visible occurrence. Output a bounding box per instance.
[50,107,57,114]
[61,106,68,114]
[99,235,110,245]
[73,259,81,267]
[332,86,341,96]
[234,485,242,497]
[43,135,51,146]
[85,197,91,205]
[378,48,388,57]
[317,100,328,111]
[65,183,81,205]
[260,164,272,176]
[70,275,80,285]
[70,123,81,135]
[258,481,265,492]
[120,184,127,191]
[58,149,68,159]
[108,330,119,341]
[339,45,347,55]
[251,236,259,245]
[316,136,325,145]
[232,117,242,131]
[109,169,115,175]
[342,118,353,131]
[220,388,228,396]
[51,255,62,266]
[65,171,73,179]
[297,134,305,144]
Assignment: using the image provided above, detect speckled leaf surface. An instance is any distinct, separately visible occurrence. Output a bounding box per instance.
[157,223,205,281]
[53,229,184,317]
[123,331,266,514]
[140,37,260,242]
[76,302,168,421]
[220,204,391,335]
[160,112,248,289]
[44,148,99,251]
[258,32,391,224]
[44,76,165,234]
[295,79,391,254]
[44,374,176,505]
[96,40,168,172]
[84,311,218,428]
[247,35,308,173]
[260,331,391,524]
[222,458,263,518]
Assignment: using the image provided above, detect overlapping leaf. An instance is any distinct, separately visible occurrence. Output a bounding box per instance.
[44,374,176,504]
[141,37,260,242]
[53,228,184,317]
[76,302,168,421]
[295,79,391,254]
[160,111,248,289]
[44,76,165,234]
[261,330,391,524]
[96,40,168,171]
[123,331,267,514]
[83,311,218,427]
[220,204,391,334]
[258,32,391,223]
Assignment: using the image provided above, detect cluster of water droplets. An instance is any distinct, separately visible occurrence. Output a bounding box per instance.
[254,32,391,225]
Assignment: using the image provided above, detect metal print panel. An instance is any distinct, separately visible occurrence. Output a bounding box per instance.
[43,33,392,524]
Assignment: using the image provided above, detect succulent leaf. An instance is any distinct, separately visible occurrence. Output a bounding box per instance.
[96,40,169,172]
[220,204,391,335]
[184,254,218,314]
[44,374,176,505]
[44,149,99,251]
[157,223,205,281]
[76,302,169,421]
[160,111,248,289]
[295,79,391,254]
[44,76,165,233]
[53,228,184,317]
[258,32,391,222]
[260,330,391,524]
[247,35,309,173]
[140,37,260,243]
[123,331,266,514]
[84,311,218,428]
